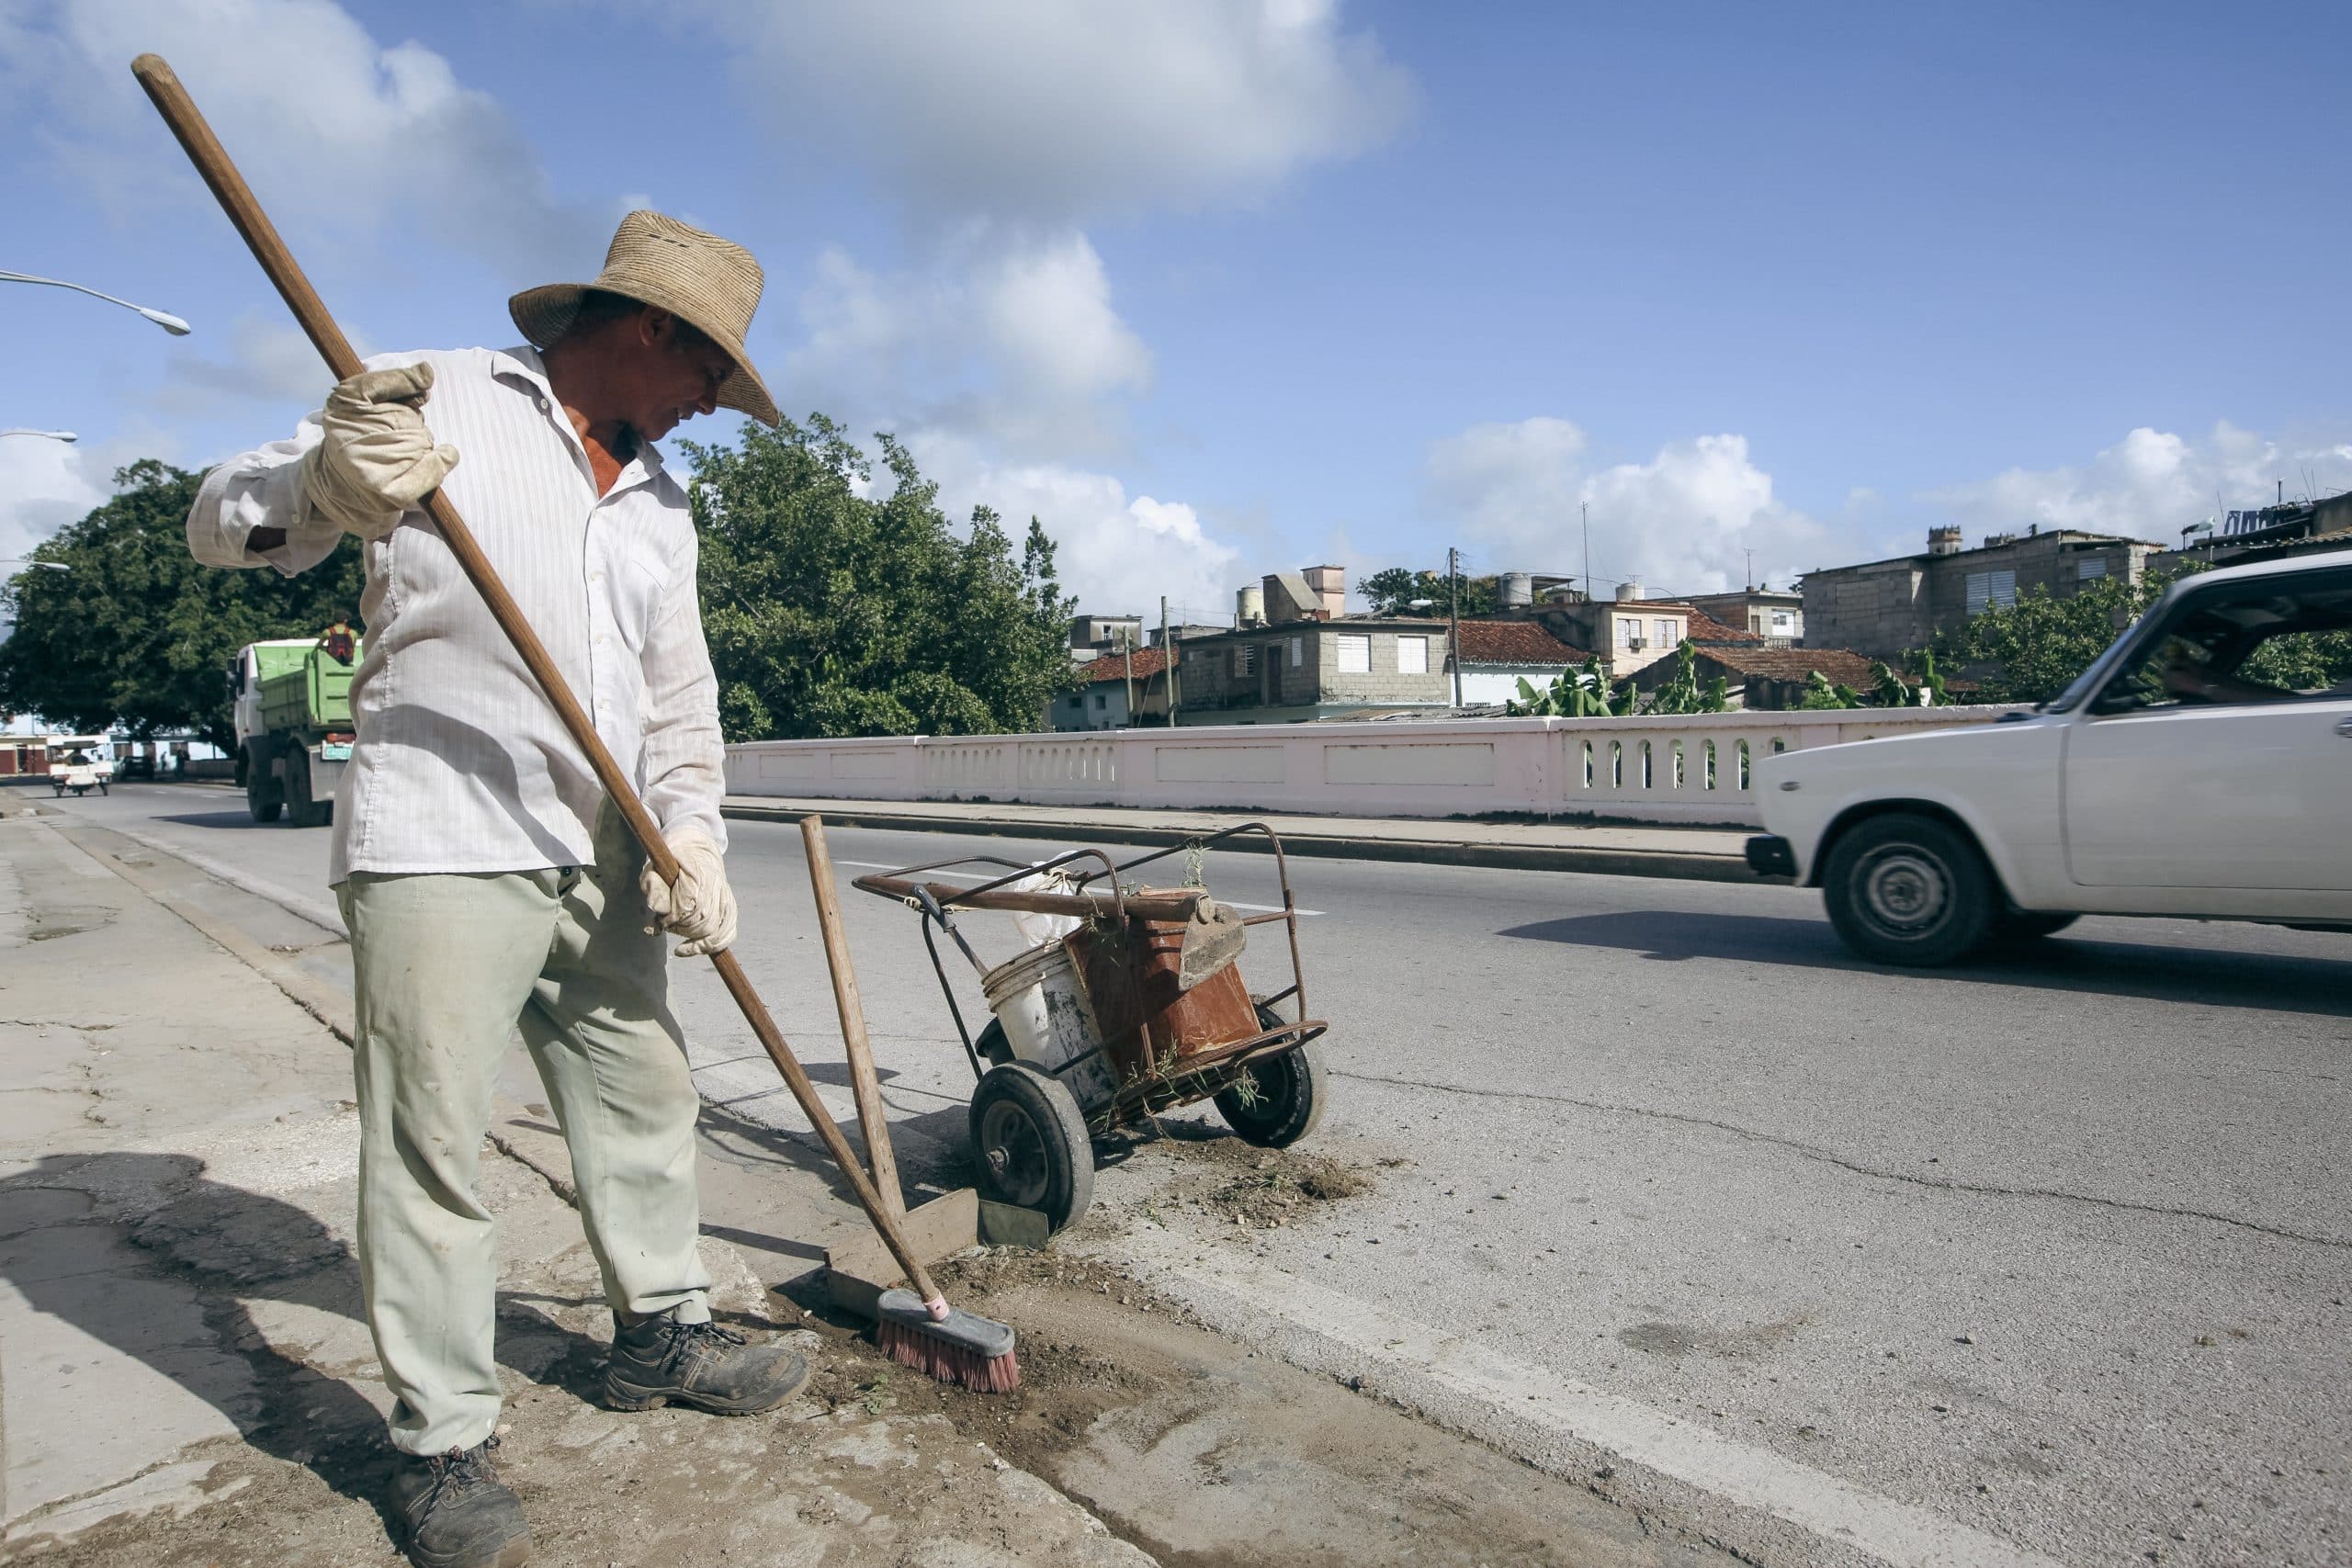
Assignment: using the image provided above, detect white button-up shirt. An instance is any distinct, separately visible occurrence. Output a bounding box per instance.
[187,345,727,885]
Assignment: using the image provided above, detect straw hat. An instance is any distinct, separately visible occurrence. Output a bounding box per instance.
[509,210,779,426]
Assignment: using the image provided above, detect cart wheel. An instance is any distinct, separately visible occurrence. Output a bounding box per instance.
[968,1062,1093,1233]
[974,1017,1014,1067]
[1215,1003,1329,1148]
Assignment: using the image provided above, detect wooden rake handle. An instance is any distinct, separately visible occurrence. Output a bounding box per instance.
[130,53,948,1313]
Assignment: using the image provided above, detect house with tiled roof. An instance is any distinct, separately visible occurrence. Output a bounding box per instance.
[1626,640,1940,710]
[1453,621,1590,704]
[1046,644,1170,730]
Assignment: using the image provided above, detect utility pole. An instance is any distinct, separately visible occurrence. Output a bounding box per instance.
[1161,595,1177,727]
[1448,545,1463,707]
[1119,626,1135,729]
[1580,502,1591,603]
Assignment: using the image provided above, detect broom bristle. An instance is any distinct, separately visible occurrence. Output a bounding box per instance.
[873,1287,1020,1393]
[876,1317,1021,1392]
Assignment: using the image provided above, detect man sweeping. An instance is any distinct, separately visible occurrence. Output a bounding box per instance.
[187,211,801,1568]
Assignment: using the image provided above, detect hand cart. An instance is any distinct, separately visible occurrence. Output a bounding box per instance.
[851,823,1329,1234]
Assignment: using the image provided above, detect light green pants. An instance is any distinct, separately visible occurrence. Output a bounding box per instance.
[337,814,711,1456]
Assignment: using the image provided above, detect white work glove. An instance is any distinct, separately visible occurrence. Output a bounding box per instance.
[640,827,737,957]
[299,362,460,541]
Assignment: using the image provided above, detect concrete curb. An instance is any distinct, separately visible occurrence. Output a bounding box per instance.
[719,800,1780,886]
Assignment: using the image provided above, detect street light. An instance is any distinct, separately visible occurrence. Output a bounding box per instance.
[0,270,190,335]
[0,429,77,442]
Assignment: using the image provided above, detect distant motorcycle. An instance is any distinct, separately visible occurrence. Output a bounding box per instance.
[48,738,111,797]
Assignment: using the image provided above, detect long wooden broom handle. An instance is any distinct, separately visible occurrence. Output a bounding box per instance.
[130,53,948,1313]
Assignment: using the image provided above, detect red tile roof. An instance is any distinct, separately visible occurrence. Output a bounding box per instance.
[1690,645,1881,684]
[1454,620,1591,665]
[1681,609,1763,644]
[1080,646,1169,682]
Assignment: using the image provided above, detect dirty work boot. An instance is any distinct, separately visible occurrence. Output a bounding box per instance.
[387,1436,530,1568]
[604,1314,809,1415]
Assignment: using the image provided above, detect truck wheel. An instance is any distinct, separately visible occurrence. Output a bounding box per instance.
[1822,812,1997,967]
[967,1062,1094,1234]
[284,750,332,829]
[244,744,282,823]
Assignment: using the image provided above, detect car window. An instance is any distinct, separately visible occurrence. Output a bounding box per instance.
[2095,570,2352,713]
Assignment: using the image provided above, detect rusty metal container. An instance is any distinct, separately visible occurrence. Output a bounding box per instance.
[1065,913,1258,1090]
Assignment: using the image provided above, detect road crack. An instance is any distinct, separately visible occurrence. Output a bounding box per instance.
[1336,1068,2350,1250]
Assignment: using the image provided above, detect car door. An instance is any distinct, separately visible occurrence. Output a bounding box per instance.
[2063,568,2352,893]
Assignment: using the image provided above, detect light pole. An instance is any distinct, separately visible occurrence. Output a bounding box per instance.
[0,429,77,442]
[0,271,190,335]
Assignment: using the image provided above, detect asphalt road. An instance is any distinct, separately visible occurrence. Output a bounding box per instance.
[48,783,2352,1568]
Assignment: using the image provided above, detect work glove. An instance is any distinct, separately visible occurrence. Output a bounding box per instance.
[299,362,460,541]
[640,827,737,957]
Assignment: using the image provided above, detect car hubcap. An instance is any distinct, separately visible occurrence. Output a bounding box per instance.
[1860,849,1948,934]
[978,1101,1050,1208]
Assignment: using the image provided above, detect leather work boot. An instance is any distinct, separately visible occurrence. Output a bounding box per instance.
[387,1436,530,1568]
[604,1314,810,1415]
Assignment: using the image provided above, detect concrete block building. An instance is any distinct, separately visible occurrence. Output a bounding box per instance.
[1800,525,2161,660]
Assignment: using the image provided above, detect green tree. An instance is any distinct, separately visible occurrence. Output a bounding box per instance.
[0,460,367,750]
[685,417,1075,739]
[1640,639,1731,715]
[1929,567,2190,704]
[1508,655,1632,716]
[1795,670,1864,710]
[1362,567,1498,618]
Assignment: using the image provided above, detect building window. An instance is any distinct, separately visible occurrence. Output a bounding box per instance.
[1234,644,1257,677]
[2077,557,2108,581]
[1653,618,1676,648]
[1616,617,1641,649]
[1290,636,1304,667]
[1337,634,1372,673]
[1396,635,1429,674]
[1965,569,2018,615]
[1770,611,1792,629]
[1091,692,1106,709]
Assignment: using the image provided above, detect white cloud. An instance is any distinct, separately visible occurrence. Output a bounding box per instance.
[0,434,107,565]
[1918,422,2352,544]
[668,0,1415,221]
[6,0,606,280]
[913,434,1241,621]
[152,312,352,413]
[1426,417,1841,597]
[783,228,1150,458]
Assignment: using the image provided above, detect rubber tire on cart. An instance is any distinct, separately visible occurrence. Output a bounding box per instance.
[1822,811,1996,967]
[284,749,332,829]
[968,1061,1094,1234]
[1214,1003,1329,1148]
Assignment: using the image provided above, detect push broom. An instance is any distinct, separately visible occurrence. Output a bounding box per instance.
[129,53,1017,1393]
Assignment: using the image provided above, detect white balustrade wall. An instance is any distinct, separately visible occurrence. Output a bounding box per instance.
[725,706,2024,827]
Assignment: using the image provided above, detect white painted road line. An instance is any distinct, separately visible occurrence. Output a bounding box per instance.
[831,859,1325,916]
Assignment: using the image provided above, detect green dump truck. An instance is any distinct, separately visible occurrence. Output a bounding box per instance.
[229,624,361,827]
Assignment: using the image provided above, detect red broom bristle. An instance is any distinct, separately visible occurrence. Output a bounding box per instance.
[876,1317,1021,1393]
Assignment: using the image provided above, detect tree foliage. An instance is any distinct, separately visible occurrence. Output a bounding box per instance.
[1506,641,1729,717]
[685,416,1076,740]
[1795,670,1864,709]
[0,460,367,750]
[1361,567,1498,618]
[1928,567,2188,704]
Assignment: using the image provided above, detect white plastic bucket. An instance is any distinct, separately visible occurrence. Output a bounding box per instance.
[979,939,1118,1115]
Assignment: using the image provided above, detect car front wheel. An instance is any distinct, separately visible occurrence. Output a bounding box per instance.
[1822,812,1998,967]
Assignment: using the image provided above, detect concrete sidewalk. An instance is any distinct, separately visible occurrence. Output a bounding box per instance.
[0,805,1148,1566]
[723,795,1768,883]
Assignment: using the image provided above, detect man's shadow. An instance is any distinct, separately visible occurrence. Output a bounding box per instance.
[0,1151,608,1547]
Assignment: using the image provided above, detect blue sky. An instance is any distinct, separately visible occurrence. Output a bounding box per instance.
[5,0,2348,623]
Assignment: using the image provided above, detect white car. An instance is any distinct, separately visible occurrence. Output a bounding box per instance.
[1749,547,2352,964]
